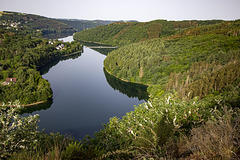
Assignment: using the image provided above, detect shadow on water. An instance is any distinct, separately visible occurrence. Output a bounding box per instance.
[77,40,112,47]
[91,48,116,56]
[20,101,53,114]
[104,68,149,101]
[78,40,116,56]
[39,51,83,75]
[29,43,83,114]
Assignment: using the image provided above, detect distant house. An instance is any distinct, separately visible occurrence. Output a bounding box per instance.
[56,44,65,50]
[2,78,17,85]
[49,41,54,45]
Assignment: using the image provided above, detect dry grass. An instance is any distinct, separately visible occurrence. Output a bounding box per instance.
[182,107,240,159]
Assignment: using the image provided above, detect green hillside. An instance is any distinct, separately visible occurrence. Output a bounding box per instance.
[1,12,240,159]
[0,18,83,105]
[0,11,76,36]
[104,20,240,101]
[94,20,240,159]
[73,20,223,46]
[57,19,137,32]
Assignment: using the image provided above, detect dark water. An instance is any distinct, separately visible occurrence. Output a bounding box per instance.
[25,36,148,140]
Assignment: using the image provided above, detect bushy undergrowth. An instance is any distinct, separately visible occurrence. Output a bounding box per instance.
[0,101,99,160]
[1,96,239,159]
[0,102,39,159]
[93,96,239,159]
[182,107,240,159]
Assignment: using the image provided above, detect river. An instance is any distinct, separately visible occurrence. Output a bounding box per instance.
[25,36,148,140]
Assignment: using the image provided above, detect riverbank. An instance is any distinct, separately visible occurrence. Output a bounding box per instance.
[0,101,46,107]
[23,51,83,107]
[104,68,150,87]
[75,39,115,47]
[61,50,82,57]
[29,46,145,140]
[21,101,46,107]
[37,50,83,70]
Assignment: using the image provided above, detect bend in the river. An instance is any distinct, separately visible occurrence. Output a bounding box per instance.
[24,35,148,140]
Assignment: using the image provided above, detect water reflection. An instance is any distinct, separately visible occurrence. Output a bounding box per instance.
[76,41,112,47]
[39,52,82,75]
[78,41,116,55]
[91,48,116,56]
[104,68,149,101]
[20,39,148,139]
[20,101,53,114]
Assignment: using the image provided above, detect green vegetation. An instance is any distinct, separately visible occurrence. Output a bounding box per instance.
[0,104,94,159]
[75,19,240,159]
[57,19,136,32]
[57,19,102,32]
[104,69,149,100]
[0,11,137,39]
[104,35,240,101]
[1,104,39,159]
[0,25,83,105]
[93,96,240,159]
[74,22,130,45]
[1,13,240,159]
[2,99,239,159]
[73,20,224,46]
[0,11,76,36]
[104,21,240,102]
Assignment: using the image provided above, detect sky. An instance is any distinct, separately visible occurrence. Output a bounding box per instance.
[1,0,240,22]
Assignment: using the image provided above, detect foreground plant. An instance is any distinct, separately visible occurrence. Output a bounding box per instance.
[0,101,39,159]
[183,106,240,159]
[94,93,213,159]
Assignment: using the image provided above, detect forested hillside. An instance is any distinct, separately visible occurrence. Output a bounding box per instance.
[0,11,138,38]
[1,16,240,159]
[0,28,83,105]
[104,20,240,103]
[73,20,224,46]
[0,11,76,36]
[94,20,240,159]
[57,19,137,32]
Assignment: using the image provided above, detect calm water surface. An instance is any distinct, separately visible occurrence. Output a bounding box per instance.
[27,36,147,140]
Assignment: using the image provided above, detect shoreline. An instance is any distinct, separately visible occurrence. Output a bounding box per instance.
[21,101,46,107]
[1,51,83,108]
[61,50,82,57]
[104,68,150,87]
[0,101,46,107]
[37,50,82,69]
[75,39,115,47]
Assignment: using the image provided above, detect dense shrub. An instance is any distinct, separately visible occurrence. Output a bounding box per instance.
[0,102,39,159]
